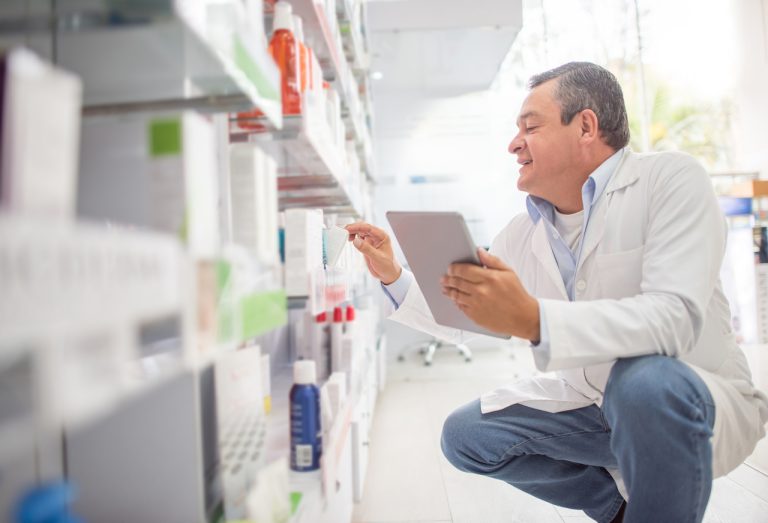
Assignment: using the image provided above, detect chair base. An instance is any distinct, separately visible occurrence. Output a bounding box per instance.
[397,338,472,366]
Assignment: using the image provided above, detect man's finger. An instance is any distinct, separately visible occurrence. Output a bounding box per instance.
[478,248,510,270]
[447,263,486,282]
[442,286,472,306]
[345,222,388,242]
[353,236,381,258]
[441,276,476,295]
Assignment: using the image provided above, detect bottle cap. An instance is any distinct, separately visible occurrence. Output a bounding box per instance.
[292,15,304,41]
[294,360,316,385]
[345,305,355,322]
[316,311,327,323]
[273,2,294,33]
[333,306,343,323]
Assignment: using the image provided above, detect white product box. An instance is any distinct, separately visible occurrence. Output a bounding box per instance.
[0,48,82,218]
[284,208,325,304]
[78,112,219,258]
[229,144,280,267]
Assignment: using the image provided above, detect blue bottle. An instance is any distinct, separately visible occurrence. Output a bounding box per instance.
[290,360,322,471]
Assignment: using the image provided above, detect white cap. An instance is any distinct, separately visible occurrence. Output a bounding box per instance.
[273,2,294,33]
[294,360,316,385]
[293,15,304,41]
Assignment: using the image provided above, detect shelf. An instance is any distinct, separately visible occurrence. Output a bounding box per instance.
[5,1,283,124]
[337,0,370,74]
[0,215,190,452]
[230,114,363,217]
[290,0,351,101]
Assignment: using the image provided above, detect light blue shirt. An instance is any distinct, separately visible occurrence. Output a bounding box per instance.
[382,149,624,350]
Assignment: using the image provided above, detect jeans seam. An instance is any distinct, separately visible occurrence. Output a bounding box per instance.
[690,397,713,523]
[497,429,608,463]
[598,408,611,432]
[599,492,625,523]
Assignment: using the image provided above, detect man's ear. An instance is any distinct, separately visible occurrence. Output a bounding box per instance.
[579,109,600,143]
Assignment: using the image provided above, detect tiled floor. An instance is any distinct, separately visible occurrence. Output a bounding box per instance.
[353,324,768,523]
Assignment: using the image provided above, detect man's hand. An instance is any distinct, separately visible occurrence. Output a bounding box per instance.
[441,248,540,342]
[345,222,402,285]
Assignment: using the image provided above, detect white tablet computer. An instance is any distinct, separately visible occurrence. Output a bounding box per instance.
[386,211,510,339]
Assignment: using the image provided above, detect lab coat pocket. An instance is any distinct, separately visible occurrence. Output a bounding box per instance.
[594,246,644,299]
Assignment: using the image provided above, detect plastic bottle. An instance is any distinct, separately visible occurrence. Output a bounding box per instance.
[270,2,301,115]
[311,311,331,381]
[290,360,322,472]
[331,306,344,373]
[237,1,301,128]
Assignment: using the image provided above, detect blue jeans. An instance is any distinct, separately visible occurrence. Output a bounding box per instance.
[441,355,716,523]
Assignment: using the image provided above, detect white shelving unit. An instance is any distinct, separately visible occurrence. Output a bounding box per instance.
[0,0,380,521]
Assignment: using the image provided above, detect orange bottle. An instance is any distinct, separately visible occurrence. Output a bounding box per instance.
[237,1,301,129]
[270,1,301,115]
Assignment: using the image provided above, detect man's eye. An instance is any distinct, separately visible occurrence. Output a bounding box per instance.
[526,126,537,132]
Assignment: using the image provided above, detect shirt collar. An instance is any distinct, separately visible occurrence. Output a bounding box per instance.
[526,147,625,224]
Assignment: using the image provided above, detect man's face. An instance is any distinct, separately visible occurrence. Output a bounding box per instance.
[508,80,583,202]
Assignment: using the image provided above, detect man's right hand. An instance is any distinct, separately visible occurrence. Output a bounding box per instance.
[345,222,402,285]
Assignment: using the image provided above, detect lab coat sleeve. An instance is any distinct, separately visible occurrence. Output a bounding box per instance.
[387,275,469,343]
[381,269,415,309]
[531,301,553,369]
[537,155,726,371]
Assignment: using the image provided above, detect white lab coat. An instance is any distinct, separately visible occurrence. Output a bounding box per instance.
[389,149,768,482]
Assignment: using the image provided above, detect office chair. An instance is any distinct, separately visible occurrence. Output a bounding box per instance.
[397,336,472,366]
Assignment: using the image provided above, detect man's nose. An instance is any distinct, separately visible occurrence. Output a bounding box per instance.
[508,135,524,154]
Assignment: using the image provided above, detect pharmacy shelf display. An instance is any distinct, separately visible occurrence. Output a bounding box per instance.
[0,0,283,124]
[0,0,380,521]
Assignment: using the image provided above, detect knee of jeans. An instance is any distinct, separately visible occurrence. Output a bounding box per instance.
[605,355,710,425]
[605,356,679,418]
[440,407,475,471]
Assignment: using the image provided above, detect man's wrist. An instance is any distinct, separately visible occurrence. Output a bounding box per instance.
[381,265,403,286]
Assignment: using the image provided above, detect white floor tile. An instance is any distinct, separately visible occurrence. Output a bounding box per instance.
[352,382,452,523]
[706,475,768,523]
[556,506,587,517]
[727,463,768,503]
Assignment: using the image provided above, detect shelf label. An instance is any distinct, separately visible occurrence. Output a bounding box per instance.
[241,290,288,339]
[149,118,182,157]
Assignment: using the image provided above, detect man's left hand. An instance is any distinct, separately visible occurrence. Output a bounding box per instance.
[441,248,541,342]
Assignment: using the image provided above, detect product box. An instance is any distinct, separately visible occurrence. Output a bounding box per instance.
[229,143,280,267]
[284,208,325,312]
[0,48,82,218]
[77,111,219,258]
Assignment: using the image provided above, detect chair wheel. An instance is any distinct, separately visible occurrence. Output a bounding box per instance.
[465,357,472,362]
[397,355,405,362]
[424,361,432,366]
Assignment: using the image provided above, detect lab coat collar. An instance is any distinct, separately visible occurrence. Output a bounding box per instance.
[604,148,639,194]
[576,193,609,271]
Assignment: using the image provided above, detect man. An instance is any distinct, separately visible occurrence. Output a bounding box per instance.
[346,62,768,522]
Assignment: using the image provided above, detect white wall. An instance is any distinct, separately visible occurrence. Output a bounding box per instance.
[733,0,768,176]
[371,89,528,254]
